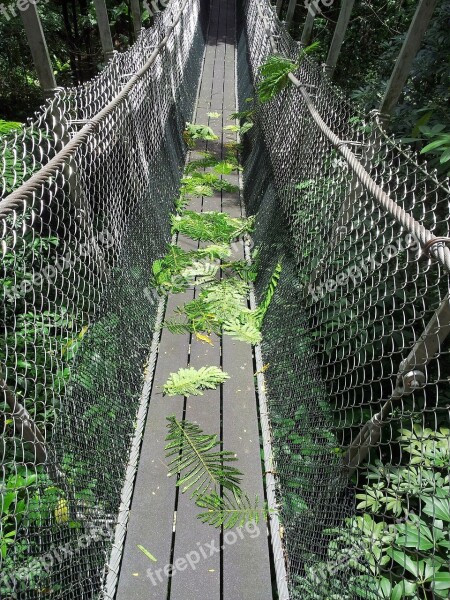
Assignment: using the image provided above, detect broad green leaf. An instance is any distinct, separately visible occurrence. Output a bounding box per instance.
[421,138,449,153]
[431,571,450,590]
[391,580,417,599]
[423,497,450,522]
[386,549,419,577]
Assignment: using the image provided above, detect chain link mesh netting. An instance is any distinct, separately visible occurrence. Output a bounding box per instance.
[0,1,208,597]
[239,0,450,598]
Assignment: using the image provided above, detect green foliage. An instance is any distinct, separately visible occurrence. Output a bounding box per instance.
[165,278,262,345]
[151,244,230,294]
[298,40,321,62]
[255,261,282,327]
[256,55,297,103]
[196,490,267,529]
[171,211,254,243]
[180,171,239,198]
[183,122,218,147]
[184,152,222,173]
[420,127,450,174]
[165,416,242,496]
[230,109,254,121]
[256,44,319,103]
[0,464,69,591]
[296,425,450,599]
[0,120,22,135]
[162,366,230,397]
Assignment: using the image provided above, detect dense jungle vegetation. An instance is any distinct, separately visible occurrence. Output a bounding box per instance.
[0,0,154,120]
[277,0,450,175]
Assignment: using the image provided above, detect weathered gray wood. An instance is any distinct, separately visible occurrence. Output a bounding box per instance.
[131,0,143,40]
[117,0,273,598]
[300,9,315,45]
[276,0,284,18]
[169,332,221,600]
[221,125,272,600]
[20,4,57,93]
[220,3,273,595]
[285,0,297,30]
[324,0,355,78]
[169,6,223,591]
[379,0,438,121]
[93,0,115,62]
[115,292,191,600]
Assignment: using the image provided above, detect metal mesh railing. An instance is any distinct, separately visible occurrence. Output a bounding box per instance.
[238,0,450,598]
[0,1,206,597]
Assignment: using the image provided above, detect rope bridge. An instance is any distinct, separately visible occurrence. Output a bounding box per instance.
[1,0,449,598]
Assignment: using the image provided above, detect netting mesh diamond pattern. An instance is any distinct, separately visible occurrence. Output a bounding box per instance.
[239,0,450,597]
[2,0,450,598]
[0,1,206,597]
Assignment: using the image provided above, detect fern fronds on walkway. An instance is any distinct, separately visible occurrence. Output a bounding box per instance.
[165,416,242,497]
[163,366,229,397]
[171,211,254,243]
[196,490,268,529]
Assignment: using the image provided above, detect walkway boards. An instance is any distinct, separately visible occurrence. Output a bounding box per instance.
[115,0,273,598]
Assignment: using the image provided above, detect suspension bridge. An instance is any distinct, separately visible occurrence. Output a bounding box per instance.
[1,0,449,599]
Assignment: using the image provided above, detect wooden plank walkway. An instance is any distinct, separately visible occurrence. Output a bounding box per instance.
[116,0,273,597]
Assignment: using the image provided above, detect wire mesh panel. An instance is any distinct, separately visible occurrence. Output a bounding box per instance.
[238,0,450,598]
[0,1,206,597]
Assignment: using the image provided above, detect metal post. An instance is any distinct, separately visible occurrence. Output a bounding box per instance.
[300,9,315,45]
[379,0,438,122]
[276,0,284,18]
[324,0,355,78]
[130,0,143,40]
[93,0,115,62]
[285,0,297,29]
[19,3,57,94]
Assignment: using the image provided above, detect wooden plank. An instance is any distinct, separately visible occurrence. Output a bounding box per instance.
[221,169,273,600]
[20,4,57,93]
[169,333,222,600]
[116,292,192,600]
[93,0,115,62]
[379,0,438,121]
[220,1,273,595]
[285,0,297,30]
[324,0,355,78]
[301,9,315,45]
[131,0,142,40]
[169,3,223,596]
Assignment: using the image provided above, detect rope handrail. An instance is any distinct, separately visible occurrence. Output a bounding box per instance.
[254,0,450,481]
[0,0,190,221]
[255,0,450,274]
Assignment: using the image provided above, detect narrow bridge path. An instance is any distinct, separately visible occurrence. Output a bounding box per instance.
[116,0,273,598]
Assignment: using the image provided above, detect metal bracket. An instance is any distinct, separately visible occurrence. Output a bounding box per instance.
[421,237,450,260]
[397,369,426,394]
[68,119,92,126]
[341,293,450,477]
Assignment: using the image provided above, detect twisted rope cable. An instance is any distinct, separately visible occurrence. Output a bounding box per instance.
[256,0,450,273]
[0,0,191,221]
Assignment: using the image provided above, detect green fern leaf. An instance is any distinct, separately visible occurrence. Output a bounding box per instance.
[196,490,268,529]
[257,55,297,103]
[165,417,242,497]
[255,262,282,326]
[163,320,193,335]
[151,244,231,294]
[183,123,218,148]
[171,211,253,243]
[222,320,262,345]
[185,153,221,173]
[163,366,230,397]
